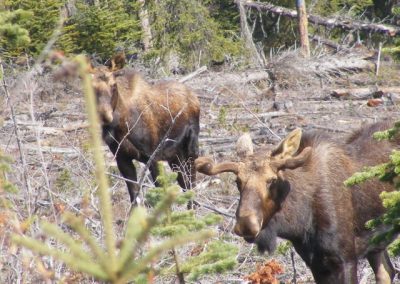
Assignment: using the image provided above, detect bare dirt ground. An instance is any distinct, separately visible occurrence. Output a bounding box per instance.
[1,51,400,283]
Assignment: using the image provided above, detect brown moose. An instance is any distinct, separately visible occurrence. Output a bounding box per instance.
[91,60,200,204]
[195,121,399,284]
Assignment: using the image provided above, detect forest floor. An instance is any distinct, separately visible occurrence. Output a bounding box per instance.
[1,49,400,283]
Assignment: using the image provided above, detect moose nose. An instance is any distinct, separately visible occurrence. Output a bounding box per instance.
[233,214,261,240]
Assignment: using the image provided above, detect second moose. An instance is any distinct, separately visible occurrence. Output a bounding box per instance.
[196,121,398,284]
[91,58,200,204]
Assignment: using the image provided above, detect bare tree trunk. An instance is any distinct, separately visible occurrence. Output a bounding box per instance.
[296,0,310,58]
[236,0,264,67]
[64,0,77,18]
[138,0,153,51]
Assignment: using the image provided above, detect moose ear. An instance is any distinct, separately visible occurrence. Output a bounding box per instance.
[110,51,126,71]
[272,128,302,159]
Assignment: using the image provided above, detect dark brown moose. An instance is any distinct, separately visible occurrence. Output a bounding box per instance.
[195,122,399,284]
[91,61,200,204]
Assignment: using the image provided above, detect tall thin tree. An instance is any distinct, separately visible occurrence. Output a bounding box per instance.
[296,0,310,57]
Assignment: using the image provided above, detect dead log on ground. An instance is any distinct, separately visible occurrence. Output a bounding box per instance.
[178,66,207,83]
[331,87,400,99]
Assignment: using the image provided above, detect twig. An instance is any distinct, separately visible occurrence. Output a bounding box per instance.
[226,88,282,141]
[1,63,32,214]
[376,42,382,76]
[108,102,155,164]
[192,200,235,219]
[25,78,58,222]
[137,107,185,193]
[172,248,185,284]
[290,247,297,284]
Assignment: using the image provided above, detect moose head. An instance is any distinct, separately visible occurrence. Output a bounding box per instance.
[195,129,312,241]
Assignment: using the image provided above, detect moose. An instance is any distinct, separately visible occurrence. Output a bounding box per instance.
[196,121,399,283]
[90,58,200,204]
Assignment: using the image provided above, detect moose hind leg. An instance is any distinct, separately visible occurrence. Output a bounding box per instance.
[116,156,139,204]
[367,251,395,284]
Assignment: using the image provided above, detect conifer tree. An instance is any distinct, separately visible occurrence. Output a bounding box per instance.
[146,164,238,281]
[0,9,31,57]
[4,0,63,55]
[147,0,243,71]
[345,121,400,255]
[58,0,141,61]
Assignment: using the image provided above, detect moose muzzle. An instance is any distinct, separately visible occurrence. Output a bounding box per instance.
[234,213,262,242]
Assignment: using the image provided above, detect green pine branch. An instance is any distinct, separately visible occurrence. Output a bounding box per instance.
[345,121,400,255]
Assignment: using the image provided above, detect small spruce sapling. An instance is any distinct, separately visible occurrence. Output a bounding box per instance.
[146,163,238,282]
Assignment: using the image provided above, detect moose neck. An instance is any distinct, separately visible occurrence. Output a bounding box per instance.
[274,171,315,241]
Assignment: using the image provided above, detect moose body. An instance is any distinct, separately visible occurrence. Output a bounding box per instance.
[92,64,200,204]
[196,122,399,283]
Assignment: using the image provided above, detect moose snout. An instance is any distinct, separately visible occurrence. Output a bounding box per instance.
[98,105,113,124]
[233,214,262,241]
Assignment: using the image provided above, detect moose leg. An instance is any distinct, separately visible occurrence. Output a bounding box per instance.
[311,260,358,284]
[116,155,139,204]
[149,161,161,187]
[367,251,395,284]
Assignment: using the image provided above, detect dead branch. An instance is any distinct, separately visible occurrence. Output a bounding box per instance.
[236,0,265,67]
[1,144,81,156]
[311,34,352,53]
[137,107,185,191]
[242,0,400,36]
[193,200,235,218]
[178,66,207,83]
[1,63,33,214]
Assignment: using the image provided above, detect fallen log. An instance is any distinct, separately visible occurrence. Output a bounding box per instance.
[242,0,400,36]
[310,34,352,53]
[185,70,270,90]
[331,86,400,99]
[178,66,207,83]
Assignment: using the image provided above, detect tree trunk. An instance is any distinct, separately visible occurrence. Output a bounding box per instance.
[236,0,265,67]
[138,0,153,51]
[63,0,77,18]
[296,0,310,58]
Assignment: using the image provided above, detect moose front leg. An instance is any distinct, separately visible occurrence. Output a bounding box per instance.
[116,155,139,204]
